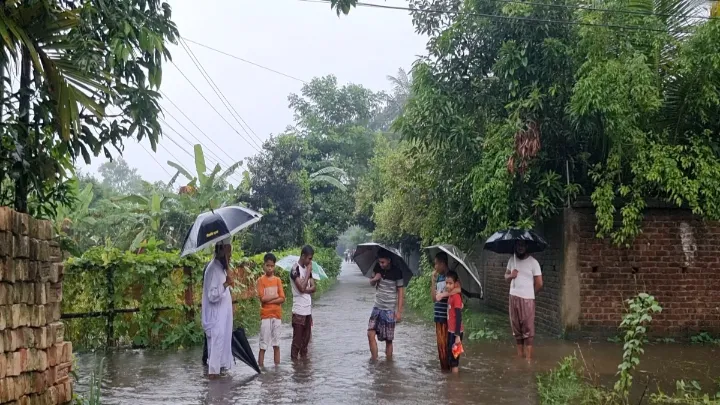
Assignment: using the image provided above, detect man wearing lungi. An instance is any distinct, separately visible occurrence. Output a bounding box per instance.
[505,240,543,360]
[367,249,405,361]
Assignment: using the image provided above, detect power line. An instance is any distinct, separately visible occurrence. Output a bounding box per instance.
[181,37,308,84]
[160,118,244,184]
[161,107,234,168]
[138,142,173,177]
[300,0,704,33]
[169,59,261,152]
[178,38,265,148]
[160,90,240,164]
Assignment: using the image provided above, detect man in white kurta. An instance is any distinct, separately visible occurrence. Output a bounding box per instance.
[202,239,234,377]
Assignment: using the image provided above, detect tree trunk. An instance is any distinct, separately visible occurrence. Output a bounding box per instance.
[14,47,32,213]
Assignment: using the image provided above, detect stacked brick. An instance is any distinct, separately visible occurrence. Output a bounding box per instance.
[0,207,73,405]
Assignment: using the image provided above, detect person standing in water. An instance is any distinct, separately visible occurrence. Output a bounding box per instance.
[367,249,405,361]
[290,245,316,360]
[201,238,234,378]
[505,240,543,360]
[257,253,285,367]
[431,252,461,371]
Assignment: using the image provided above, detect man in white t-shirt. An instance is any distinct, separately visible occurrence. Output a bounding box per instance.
[290,245,316,360]
[504,240,543,360]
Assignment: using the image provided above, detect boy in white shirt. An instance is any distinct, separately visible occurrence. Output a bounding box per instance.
[504,240,543,360]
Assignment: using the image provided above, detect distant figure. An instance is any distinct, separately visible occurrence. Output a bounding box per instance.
[505,240,543,360]
[367,249,405,361]
[257,253,285,367]
[443,271,464,373]
[431,252,460,371]
[202,238,234,379]
[290,245,316,360]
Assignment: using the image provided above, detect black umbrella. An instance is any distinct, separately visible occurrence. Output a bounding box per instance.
[484,228,548,255]
[201,328,261,374]
[353,243,416,287]
[232,328,261,374]
[180,206,262,257]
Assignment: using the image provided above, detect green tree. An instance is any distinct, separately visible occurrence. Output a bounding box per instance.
[346,0,720,247]
[239,134,309,253]
[0,0,178,216]
[98,158,144,195]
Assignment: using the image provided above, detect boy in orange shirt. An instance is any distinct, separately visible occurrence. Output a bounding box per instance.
[257,253,285,367]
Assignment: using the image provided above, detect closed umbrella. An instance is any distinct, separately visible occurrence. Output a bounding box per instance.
[353,243,416,287]
[275,255,328,280]
[424,245,483,299]
[180,206,262,257]
[202,327,261,374]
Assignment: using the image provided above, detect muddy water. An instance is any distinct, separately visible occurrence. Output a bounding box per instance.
[75,263,720,404]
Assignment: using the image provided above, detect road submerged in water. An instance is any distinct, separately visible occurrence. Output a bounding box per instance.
[75,263,720,404]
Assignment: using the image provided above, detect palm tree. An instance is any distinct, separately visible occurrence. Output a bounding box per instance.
[1,1,109,212]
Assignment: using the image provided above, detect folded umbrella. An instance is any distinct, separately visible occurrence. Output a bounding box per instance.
[424,245,483,299]
[180,206,262,257]
[275,255,328,280]
[353,243,416,287]
[232,327,261,374]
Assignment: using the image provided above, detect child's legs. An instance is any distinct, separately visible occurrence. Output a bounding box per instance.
[258,318,272,366]
[385,341,394,359]
[447,332,462,372]
[271,318,281,364]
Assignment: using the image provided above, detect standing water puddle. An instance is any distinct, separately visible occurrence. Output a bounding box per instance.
[74,263,720,404]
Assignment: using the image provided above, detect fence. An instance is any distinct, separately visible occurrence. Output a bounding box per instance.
[61,260,256,349]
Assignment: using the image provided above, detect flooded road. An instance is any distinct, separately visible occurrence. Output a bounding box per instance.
[75,263,720,404]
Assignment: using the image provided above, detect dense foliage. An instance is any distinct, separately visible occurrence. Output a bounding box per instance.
[63,243,341,350]
[0,0,178,216]
[339,0,720,248]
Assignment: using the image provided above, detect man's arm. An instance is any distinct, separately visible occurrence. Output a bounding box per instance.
[305,278,317,294]
[505,260,516,281]
[534,275,543,293]
[430,272,438,302]
[396,286,405,319]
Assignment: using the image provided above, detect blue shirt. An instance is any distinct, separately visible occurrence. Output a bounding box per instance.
[434,274,448,323]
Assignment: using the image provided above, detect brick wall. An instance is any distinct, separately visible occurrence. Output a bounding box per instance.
[0,207,73,404]
[472,218,565,336]
[469,206,720,338]
[575,208,720,336]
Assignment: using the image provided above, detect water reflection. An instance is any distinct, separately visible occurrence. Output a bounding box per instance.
[74,263,720,405]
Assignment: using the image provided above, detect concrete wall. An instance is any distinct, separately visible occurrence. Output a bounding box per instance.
[0,207,73,404]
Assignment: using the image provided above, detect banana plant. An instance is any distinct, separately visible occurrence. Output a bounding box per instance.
[167,144,242,211]
[113,191,171,251]
[309,166,347,192]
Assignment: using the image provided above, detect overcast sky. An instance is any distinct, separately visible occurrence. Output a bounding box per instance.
[81,0,427,185]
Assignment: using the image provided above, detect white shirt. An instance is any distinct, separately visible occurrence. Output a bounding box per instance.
[507,255,542,300]
[290,262,312,316]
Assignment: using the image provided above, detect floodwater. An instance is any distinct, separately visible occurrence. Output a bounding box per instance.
[75,263,720,404]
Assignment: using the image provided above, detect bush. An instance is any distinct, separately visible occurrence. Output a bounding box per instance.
[62,245,341,350]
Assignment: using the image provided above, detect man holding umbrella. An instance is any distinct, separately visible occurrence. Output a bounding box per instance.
[367,249,405,361]
[505,240,543,360]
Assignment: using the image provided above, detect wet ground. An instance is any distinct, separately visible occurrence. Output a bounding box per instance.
[75,263,720,404]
